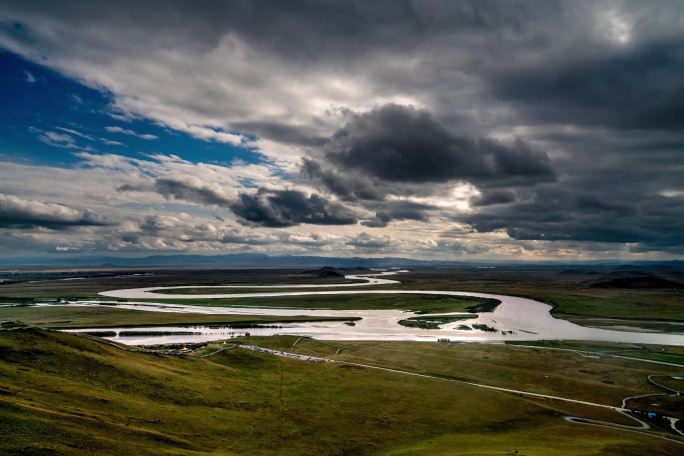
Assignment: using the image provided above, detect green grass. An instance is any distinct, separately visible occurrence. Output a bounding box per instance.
[394,270,684,326]
[406,315,478,322]
[299,339,684,413]
[534,291,684,321]
[2,329,683,455]
[0,268,378,300]
[3,267,682,332]
[0,305,357,329]
[132,293,491,313]
[152,284,380,295]
[508,340,684,367]
[398,315,476,330]
[612,351,684,365]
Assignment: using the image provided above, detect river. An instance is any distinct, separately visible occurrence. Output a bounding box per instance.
[50,271,684,346]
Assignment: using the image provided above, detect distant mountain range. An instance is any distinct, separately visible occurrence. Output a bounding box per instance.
[0,253,443,268]
[0,253,683,270]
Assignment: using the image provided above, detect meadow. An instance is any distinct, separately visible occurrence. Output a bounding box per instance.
[1,328,683,455]
[3,266,682,334]
[1,265,683,454]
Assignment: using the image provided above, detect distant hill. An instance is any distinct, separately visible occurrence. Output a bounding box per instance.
[302,266,372,276]
[607,270,655,276]
[0,253,437,269]
[558,269,601,275]
[300,266,343,279]
[611,263,684,272]
[589,276,683,289]
[1,253,684,271]
[300,266,377,281]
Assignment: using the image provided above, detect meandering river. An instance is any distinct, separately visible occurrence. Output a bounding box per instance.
[58,271,684,346]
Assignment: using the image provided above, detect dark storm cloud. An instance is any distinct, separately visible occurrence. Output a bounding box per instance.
[302,104,555,226]
[461,186,684,250]
[120,176,238,208]
[488,40,684,130]
[119,176,361,228]
[118,178,233,207]
[153,178,233,206]
[0,0,577,146]
[319,104,555,185]
[301,158,390,201]
[460,127,684,253]
[230,121,327,147]
[360,212,393,228]
[0,0,549,59]
[0,194,109,230]
[229,188,359,228]
[2,0,684,258]
[301,104,556,207]
[361,202,435,228]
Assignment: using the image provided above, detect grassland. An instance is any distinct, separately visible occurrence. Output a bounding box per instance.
[0,268,365,300]
[2,329,683,455]
[255,337,684,414]
[394,268,684,332]
[398,315,477,330]
[508,340,684,366]
[2,266,682,333]
[2,266,683,454]
[133,294,488,312]
[0,305,355,329]
[0,295,492,331]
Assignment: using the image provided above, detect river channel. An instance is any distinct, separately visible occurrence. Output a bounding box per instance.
[56,271,684,346]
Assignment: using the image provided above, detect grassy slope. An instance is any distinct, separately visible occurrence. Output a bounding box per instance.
[2,330,682,455]
[509,340,684,366]
[255,337,684,413]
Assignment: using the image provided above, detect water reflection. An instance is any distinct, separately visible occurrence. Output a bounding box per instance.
[56,271,684,346]
[61,291,684,347]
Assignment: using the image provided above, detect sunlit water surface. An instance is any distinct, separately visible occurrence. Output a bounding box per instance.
[49,271,684,346]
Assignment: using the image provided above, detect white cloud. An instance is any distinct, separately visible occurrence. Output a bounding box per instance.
[166,123,245,146]
[0,193,81,220]
[55,127,94,141]
[105,126,158,140]
[2,2,683,259]
[56,246,80,252]
[33,129,79,149]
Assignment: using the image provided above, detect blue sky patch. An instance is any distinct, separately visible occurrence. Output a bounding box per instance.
[0,51,261,169]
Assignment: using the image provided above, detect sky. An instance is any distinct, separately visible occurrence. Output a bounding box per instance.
[0,0,683,262]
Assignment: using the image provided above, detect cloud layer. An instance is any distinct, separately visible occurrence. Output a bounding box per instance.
[0,194,108,229]
[1,1,683,260]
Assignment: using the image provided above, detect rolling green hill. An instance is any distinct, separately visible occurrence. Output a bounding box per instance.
[1,328,682,455]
